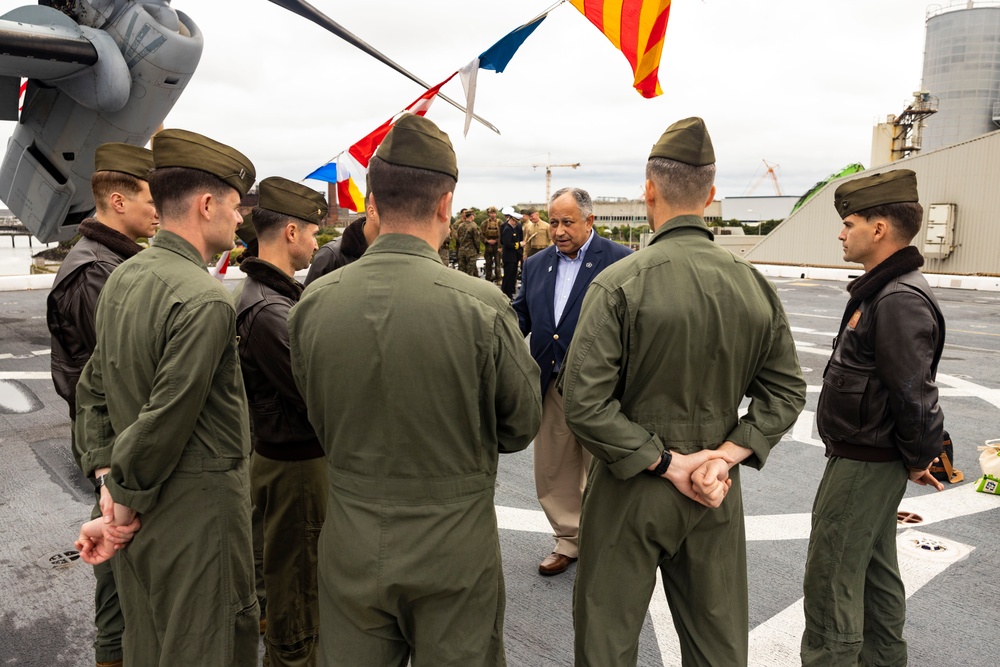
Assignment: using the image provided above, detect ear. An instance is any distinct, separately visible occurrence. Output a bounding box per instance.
[285,221,298,243]
[436,191,454,224]
[872,218,889,242]
[703,185,717,210]
[109,192,127,213]
[585,214,595,230]
[644,178,657,205]
[196,192,213,221]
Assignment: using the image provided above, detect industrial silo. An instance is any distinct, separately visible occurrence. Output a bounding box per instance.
[920,2,1000,152]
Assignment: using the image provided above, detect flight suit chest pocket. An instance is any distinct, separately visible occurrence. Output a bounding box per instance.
[817,366,869,440]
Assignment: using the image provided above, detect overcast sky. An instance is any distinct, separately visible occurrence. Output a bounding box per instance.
[2,0,932,210]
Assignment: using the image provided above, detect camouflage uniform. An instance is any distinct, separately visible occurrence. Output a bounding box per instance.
[455,218,482,276]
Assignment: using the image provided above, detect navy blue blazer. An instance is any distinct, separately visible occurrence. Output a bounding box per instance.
[512,233,632,396]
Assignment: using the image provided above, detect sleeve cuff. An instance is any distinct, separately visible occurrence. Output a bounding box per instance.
[605,434,664,480]
[726,422,771,470]
[107,476,161,515]
[79,444,114,478]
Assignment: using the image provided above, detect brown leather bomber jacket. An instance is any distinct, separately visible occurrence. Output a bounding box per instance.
[817,269,945,470]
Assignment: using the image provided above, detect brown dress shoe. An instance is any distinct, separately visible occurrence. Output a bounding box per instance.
[538,552,577,576]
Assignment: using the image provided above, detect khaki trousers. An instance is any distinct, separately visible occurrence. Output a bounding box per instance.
[534,380,591,558]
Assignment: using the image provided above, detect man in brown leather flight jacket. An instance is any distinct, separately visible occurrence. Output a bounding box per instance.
[47,142,157,667]
[802,169,946,667]
[235,177,328,667]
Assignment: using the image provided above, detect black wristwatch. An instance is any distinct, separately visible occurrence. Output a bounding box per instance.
[645,449,672,477]
[92,473,107,490]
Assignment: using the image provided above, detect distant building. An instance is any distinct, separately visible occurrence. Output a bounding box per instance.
[747,129,1000,275]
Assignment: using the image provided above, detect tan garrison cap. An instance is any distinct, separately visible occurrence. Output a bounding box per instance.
[834,170,919,218]
[375,114,458,180]
[258,177,328,226]
[152,129,256,197]
[94,143,153,181]
[236,210,256,244]
[649,117,715,166]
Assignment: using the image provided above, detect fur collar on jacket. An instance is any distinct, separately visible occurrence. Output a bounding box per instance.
[240,257,303,301]
[341,217,369,260]
[846,245,924,304]
[78,218,143,259]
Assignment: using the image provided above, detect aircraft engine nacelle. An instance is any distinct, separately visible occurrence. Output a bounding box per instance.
[0,2,203,242]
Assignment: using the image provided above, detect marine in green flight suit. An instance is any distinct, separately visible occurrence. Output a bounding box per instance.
[288,114,541,667]
[561,117,806,667]
[74,129,259,666]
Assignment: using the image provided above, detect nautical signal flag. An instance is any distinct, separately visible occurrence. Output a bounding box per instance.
[569,0,672,98]
[306,73,457,212]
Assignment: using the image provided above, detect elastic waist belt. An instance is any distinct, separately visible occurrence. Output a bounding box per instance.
[329,468,495,504]
[175,453,246,473]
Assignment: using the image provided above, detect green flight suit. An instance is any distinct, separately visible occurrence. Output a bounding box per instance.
[561,215,806,667]
[288,233,542,667]
[76,230,258,666]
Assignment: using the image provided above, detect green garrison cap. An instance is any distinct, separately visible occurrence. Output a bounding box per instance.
[258,177,328,226]
[151,129,256,197]
[94,143,153,181]
[236,210,256,244]
[649,117,715,166]
[375,113,458,180]
[834,169,919,218]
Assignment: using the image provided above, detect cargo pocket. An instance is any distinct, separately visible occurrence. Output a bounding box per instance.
[817,366,869,440]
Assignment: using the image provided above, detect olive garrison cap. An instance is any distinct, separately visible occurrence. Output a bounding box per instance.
[151,129,256,197]
[375,113,458,180]
[258,177,328,226]
[94,143,153,181]
[649,117,715,166]
[833,169,919,218]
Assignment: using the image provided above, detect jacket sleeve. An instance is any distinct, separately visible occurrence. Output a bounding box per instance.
[74,345,115,476]
[246,302,307,413]
[493,306,542,453]
[873,291,944,469]
[561,283,663,479]
[725,289,807,469]
[104,300,237,514]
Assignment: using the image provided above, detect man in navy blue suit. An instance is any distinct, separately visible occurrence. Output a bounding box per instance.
[512,187,632,576]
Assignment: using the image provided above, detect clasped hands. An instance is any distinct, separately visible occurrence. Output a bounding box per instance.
[649,442,749,508]
[75,481,141,565]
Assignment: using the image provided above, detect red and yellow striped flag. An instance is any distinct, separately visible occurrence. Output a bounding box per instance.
[569,0,672,98]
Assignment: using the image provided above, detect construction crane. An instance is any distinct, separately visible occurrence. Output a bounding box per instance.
[745,159,783,196]
[532,158,581,203]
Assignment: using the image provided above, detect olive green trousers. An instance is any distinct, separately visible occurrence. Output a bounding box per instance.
[252,453,327,667]
[801,457,909,667]
[574,462,748,667]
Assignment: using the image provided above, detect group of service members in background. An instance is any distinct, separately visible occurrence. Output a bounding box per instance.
[51,111,945,667]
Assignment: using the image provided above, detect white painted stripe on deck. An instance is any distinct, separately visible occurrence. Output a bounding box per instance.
[0,372,50,380]
[495,504,551,534]
[746,530,973,666]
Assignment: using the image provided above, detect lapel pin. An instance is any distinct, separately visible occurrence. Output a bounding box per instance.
[585,262,593,269]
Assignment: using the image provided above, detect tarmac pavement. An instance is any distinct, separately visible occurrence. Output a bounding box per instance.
[1,277,998,666]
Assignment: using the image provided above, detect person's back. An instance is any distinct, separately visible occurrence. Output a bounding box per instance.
[288,113,540,667]
[586,229,786,441]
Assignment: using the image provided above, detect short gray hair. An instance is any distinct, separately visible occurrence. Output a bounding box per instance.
[549,187,593,219]
[646,158,716,210]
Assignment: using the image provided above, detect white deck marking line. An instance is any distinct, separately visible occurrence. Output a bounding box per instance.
[786,312,840,320]
[746,531,973,667]
[0,372,50,380]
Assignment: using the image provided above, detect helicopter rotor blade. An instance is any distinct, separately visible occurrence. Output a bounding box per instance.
[267,0,499,134]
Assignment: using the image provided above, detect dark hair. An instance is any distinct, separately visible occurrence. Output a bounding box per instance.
[368,156,456,222]
[148,167,235,221]
[251,206,293,240]
[91,170,144,206]
[855,202,924,242]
